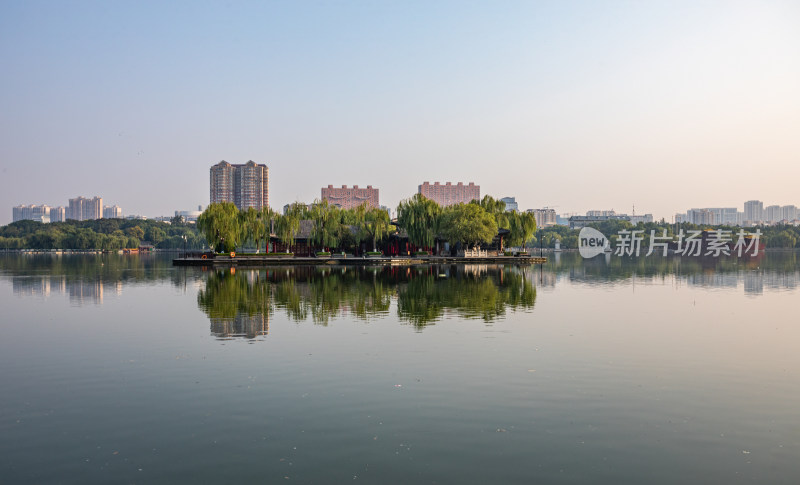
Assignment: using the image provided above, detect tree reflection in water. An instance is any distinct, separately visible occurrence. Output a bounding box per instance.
[196,265,537,338]
[197,269,272,339]
[396,265,536,327]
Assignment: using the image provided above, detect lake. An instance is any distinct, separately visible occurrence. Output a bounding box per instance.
[1,252,799,484]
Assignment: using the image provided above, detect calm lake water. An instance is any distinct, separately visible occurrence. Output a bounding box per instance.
[1,252,799,484]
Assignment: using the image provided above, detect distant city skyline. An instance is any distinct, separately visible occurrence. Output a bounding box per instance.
[2,1,799,225]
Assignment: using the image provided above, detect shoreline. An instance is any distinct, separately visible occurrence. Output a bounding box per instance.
[172,255,549,266]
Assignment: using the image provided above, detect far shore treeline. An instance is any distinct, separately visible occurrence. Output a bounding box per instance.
[2,196,800,251]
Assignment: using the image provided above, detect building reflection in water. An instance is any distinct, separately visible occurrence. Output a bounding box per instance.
[12,275,114,305]
[5,253,195,305]
[210,314,270,340]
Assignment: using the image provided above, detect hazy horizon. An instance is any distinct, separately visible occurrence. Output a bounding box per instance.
[2,1,799,225]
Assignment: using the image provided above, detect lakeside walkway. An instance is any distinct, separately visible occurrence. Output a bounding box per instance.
[173,254,548,267]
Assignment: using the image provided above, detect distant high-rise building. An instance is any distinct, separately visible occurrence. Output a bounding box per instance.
[210,161,236,205]
[51,206,65,223]
[103,205,123,219]
[418,182,479,207]
[210,160,269,210]
[781,205,798,222]
[706,208,738,226]
[321,185,379,210]
[687,208,714,225]
[527,208,557,228]
[744,200,763,223]
[500,197,518,212]
[67,196,102,221]
[685,207,738,226]
[12,204,51,223]
[765,205,781,223]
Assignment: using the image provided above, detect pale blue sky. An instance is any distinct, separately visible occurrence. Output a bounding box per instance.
[2,0,799,225]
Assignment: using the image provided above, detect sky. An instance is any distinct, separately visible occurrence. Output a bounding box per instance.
[1,0,799,225]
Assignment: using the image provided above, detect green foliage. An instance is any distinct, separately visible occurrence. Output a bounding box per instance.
[276,203,304,252]
[359,205,392,252]
[126,226,145,240]
[197,202,241,252]
[259,206,278,252]
[438,203,498,249]
[472,195,509,231]
[308,200,342,251]
[0,218,203,250]
[506,211,537,248]
[396,194,442,249]
[145,226,166,245]
[239,207,266,252]
[768,230,797,248]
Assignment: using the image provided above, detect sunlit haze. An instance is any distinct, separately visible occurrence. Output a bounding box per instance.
[1,0,798,225]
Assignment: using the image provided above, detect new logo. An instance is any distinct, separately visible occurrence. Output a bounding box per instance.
[579,227,608,258]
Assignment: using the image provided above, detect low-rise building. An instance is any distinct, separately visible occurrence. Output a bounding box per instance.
[629,214,654,225]
[321,185,379,210]
[500,197,518,212]
[418,181,479,207]
[568,214,630,229]
[103,205,123,219]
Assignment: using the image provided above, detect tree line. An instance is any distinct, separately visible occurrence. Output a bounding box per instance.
[196,195,537,254]
[196,200,393,254]
[0,217,203,250]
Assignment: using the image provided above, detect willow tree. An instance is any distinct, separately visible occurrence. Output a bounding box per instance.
[360,205,392,252]
[197,202,241,252]
[396,194,442,251]
[240,207,266,252]
[276,203,304,253]
[506,211,537,248]
[438,203,498,250]
[308,200,341,251]
[259,206,277,253]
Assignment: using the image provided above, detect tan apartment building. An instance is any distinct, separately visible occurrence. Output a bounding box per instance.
[321,185,379,210]
[418,181,480,207]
